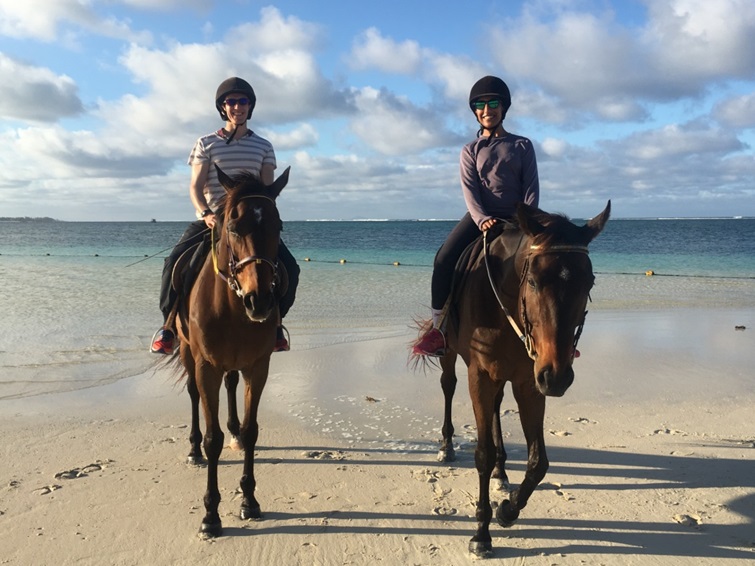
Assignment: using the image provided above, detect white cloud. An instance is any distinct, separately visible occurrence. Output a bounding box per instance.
[349,28,422,74]
[348,87,463,155]
[264,123,319,151]
[0,0,152,43]
[713,93,755,128]
[0,53,83,121]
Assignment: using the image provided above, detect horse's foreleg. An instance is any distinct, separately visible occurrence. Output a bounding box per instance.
[467,369,500,558]
[224,371,242,451]
[186,366,204,466]
[238,361,270,521]
[496,382,547,528]
[491,388,510,492]
[438,351,458,462]
[197,367,225,538]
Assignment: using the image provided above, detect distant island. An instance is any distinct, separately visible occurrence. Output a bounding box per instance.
[0,217,58,222]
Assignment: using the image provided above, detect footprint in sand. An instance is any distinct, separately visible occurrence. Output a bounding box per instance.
[33,485,62,496]
[432,505,457,516]
[569,417,597,424]
[302,450,346,461]
[549,430,572,437]
[54,460,112,480]
[673,513,702,528]
[652,428,688,436]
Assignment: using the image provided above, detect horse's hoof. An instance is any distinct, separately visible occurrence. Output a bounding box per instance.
[198,520,222,539]
[437,447,456,463]
[187,455,206,466]
[228,436,243,451]
[468,539,493,558]
[240,504,262,520]
[496,499,520,528]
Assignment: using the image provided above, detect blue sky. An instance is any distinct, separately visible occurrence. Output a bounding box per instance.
[1,0,754,221]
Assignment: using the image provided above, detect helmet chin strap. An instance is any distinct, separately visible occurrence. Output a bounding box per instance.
[224,119,247,145]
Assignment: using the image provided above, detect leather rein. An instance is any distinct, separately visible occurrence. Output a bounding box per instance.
[483,230,590,361]
[211,195,279,299]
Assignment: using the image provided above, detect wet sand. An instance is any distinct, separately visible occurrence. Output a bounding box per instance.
[1,308,754,565]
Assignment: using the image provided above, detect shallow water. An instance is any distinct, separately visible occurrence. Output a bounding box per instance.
[1,219,753,401]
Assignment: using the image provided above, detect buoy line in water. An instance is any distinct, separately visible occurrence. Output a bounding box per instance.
[1,252,754,279]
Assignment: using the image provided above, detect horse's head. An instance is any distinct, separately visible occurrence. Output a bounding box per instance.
[516,200,610,397]
[216,165,290,322]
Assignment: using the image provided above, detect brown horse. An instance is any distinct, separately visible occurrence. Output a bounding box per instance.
[176,164,290,537]
[414,201,610,558]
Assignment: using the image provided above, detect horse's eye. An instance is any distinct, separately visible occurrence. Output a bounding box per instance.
[527,277,537,290]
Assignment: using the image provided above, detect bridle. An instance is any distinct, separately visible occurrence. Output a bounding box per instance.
[211,195,280,299]
[483,230,590,361]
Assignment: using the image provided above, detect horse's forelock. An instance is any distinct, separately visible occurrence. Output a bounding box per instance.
[222,172,271,213]
[529,212,584,247]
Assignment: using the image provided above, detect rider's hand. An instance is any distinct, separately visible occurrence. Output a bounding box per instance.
[203,213,216,229]
[481,218,498,231]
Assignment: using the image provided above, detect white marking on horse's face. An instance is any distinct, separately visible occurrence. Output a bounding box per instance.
[559,266,570,281]
[253,206,263,224]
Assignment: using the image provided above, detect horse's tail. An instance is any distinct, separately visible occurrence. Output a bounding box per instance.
[408,317,441,373]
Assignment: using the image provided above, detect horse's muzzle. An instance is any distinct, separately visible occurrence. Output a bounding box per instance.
[242,291,275,322]
[535,364,574,397]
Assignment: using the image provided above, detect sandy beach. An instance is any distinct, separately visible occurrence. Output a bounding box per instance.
[2,308,754,565]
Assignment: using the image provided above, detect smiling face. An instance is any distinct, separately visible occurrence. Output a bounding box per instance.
[473,97,503,133]
[223,92,252,125]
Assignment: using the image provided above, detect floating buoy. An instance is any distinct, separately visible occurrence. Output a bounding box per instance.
[645,270,655,276]
[94,254,99,257]
[303,257,311,262]
[339,259,347,264]
[393,261,401,266]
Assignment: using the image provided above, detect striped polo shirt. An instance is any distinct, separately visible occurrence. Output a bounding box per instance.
[187,129,277,214]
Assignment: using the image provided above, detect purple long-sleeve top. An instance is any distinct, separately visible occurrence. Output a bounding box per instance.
[459,132,540,229]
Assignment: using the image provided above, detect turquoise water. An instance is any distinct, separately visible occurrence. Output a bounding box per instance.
[1,218,754,400]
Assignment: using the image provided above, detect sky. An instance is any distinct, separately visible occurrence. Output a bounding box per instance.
[1,0,754,221]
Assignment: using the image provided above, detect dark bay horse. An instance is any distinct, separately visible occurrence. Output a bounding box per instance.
[414,201,610,558]
[175,164,290,537]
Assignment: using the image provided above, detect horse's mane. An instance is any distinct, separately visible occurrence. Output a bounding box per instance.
[526,211,586,248]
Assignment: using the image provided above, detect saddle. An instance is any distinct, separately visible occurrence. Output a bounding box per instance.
[441,220,521,329]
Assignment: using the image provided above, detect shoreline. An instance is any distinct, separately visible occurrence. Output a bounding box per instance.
[2,308,754,564]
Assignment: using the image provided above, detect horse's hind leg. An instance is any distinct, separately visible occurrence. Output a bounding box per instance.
[438,351,458,462]
[491,388,510,492]
[224,371,242,451]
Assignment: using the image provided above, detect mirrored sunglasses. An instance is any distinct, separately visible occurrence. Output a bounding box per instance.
[224,97,251,107]
[473,99,501,110]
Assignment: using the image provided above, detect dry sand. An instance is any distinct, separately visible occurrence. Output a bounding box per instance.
[1,309,754,565]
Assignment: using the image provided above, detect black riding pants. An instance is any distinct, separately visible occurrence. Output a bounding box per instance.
[430,212,481,310]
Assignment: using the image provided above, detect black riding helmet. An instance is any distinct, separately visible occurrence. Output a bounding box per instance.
[215,77,257,121]
[468,75,511,119]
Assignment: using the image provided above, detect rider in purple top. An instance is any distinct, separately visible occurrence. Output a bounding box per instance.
[413,75,540,357]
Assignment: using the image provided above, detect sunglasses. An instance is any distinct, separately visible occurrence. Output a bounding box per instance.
[224,97,251,107]
[473,99,501,110]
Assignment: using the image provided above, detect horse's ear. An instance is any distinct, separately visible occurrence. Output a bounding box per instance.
[268,166,290,199]
[517,202,547,237]
[215,164,235,194]
[581,200,611,243]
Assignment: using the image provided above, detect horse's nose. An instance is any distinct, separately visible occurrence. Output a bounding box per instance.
[243,291,274,322]
[536,365,574,397]
[243,292,256,312]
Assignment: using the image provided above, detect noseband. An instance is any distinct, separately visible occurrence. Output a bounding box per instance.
[211,195,280,299]
[483,231,590,361]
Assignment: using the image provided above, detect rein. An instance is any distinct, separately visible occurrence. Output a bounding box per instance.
[211,195,279,299]
[482,230,590,361]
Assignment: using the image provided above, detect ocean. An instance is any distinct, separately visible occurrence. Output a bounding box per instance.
[2,217,754,401]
